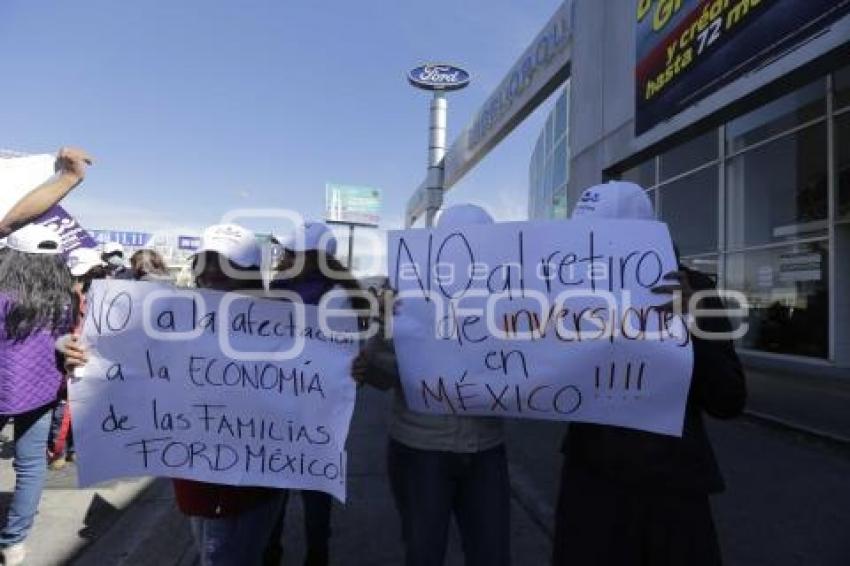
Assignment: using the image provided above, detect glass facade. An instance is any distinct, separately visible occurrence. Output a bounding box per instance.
[529,83,570,219]
[614,67,850,360]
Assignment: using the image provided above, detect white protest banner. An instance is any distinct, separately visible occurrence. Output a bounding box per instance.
[69,280,358,501]
[388,219,694,437]
[0,153,56,220]
[0,152,95,250]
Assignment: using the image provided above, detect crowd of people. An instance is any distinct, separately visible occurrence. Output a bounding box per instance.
[0,148,746,566]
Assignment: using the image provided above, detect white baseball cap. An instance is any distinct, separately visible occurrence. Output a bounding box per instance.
[103,241,125,256]
[436,204,494,229]
[195,223,261,268]
[571,181,655,221]
[67,247,106,276]
[286,222,338,256]
[6,224,63,255]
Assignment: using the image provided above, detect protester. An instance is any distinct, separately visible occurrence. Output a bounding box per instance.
[102,242,132,279]
[0,224,76,565]
[351,204,511,566]
[130,248,172,282]
[264,221,367,566]
[48,248,107,471]
[0,147,92,238]
[551,181,747,566]
[167,223,287,566]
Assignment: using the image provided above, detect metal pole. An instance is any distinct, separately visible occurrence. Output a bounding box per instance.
[347,224,355,270]
[425,91,447,227]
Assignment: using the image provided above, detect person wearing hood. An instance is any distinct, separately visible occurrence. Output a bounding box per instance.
[264,222,367,566]
[551,181,747,566]
[352,204,511,566]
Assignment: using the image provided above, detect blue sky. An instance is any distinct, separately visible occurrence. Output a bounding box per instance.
[0,1,563,242]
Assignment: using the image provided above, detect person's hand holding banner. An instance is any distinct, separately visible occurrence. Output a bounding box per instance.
[54,146,93,186]
[0,146,93,236]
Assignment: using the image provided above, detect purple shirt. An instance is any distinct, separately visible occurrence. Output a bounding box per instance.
[0,293,70,415]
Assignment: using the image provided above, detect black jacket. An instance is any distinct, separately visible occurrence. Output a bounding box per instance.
[563,268,747,494]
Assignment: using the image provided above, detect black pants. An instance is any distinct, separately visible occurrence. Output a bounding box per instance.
[387,439,511,566]
[552,463,722,566]
[264,490,332,566]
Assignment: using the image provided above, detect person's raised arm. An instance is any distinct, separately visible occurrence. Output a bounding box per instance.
[0,147,93,237]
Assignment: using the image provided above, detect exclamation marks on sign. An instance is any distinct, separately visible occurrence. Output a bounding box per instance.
[594,361,646,398]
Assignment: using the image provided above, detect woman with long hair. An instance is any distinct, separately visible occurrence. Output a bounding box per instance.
[265,221,367,566]
[0,224,76,565]
[130,248,171,282]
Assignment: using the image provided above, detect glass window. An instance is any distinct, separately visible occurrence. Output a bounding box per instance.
[659,165,718,255]
[725,241,829,358]
[552,139,567,189]
[621,159,656,188]
[726,79,826,152]
[553,185,568,219]
[660,129,718,181]
[725,122,828,248]
[836,112,850,219]
[555,89,568,141]
[545,113,555,153]
[835,65,850,111]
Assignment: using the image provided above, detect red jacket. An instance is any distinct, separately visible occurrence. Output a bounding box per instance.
[172,479,277,518]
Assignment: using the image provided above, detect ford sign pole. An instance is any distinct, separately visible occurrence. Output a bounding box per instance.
[408,64,470,226]
[426,91,447,226]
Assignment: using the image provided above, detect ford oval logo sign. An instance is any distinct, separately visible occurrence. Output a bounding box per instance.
[408,64,470,91]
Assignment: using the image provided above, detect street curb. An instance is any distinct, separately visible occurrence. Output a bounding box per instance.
[743,409,850,447]
[70,478,196,566]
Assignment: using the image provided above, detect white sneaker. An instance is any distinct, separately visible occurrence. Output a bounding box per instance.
[2,543,26,565]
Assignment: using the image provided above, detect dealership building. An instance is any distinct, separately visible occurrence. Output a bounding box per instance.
[407,0,850,374]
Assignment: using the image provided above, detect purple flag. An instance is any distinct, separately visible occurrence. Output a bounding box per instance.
[36,205,98,253]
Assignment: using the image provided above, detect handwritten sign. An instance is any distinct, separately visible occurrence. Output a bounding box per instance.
[69,280,358,501]
[388,219,694,437]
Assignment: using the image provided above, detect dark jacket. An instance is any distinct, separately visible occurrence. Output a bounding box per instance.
[563,268,746,494]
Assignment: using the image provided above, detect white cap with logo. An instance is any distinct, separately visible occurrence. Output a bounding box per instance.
[285,222,338,256]
[196,223,262,268]
[67,247,106,276]
[6,224,63,255]
[571,181,655,221]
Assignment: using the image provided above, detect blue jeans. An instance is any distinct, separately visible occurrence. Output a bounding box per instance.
[387,440,511,566]
[0,404,53,546]
[190,493,286,566]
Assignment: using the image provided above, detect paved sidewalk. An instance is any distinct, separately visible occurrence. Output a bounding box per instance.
[744,369,850,442]
[267,386,552,566]
[23,363,850,565]
[0,424,153,566]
